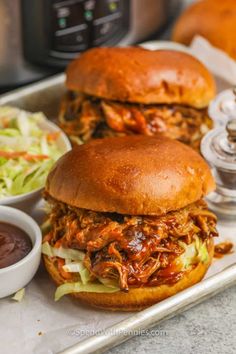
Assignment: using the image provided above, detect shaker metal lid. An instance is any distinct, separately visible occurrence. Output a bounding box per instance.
[208,88,236,126]
[201,119,236,171]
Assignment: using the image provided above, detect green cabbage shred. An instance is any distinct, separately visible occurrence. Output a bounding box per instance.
[0,106,64,198]
[42,235,209,301]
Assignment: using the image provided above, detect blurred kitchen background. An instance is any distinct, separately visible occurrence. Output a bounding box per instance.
[0,0,193,93]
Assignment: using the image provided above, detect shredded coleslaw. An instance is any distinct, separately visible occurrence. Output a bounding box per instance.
[0,106,63,198]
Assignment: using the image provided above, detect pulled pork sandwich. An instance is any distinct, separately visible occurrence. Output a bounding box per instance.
[59,47,216,150]
[42,135,218,311]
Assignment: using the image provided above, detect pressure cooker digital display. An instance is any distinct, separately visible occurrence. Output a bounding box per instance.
[22,0,130,67]
[52,0,126,52]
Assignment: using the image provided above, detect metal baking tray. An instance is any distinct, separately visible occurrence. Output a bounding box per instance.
[0,73,65,118]
[1,74,236,354]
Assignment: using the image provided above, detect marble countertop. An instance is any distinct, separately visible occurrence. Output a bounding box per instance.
[107,285,236,354]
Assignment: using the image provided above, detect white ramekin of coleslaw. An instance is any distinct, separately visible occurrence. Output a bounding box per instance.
[0,106,71,213]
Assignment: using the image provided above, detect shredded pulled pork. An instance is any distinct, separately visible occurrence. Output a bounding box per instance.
[44,197,218,291]
[59,92,213,150]
[214,242,233,258]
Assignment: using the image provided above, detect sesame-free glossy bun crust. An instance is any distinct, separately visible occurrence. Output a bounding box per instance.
[172,0,236,60]
[66,47,215,108]
[46,136,215,216]
[43,238,214,311]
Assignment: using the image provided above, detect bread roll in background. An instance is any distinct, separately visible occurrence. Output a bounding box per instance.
[172,0,236,61]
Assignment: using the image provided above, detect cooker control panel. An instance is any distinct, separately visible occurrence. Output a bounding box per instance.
[22,0,130,67]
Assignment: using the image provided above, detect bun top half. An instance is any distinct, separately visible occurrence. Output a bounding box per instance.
[66,47,215,108]
[46,136,215,216]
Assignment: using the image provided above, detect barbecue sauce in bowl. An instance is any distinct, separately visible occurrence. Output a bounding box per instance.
[0,222,32,269]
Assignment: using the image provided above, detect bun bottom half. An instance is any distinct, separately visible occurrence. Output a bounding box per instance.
[43,239,214,311]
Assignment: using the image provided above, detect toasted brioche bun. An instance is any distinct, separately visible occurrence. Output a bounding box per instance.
[172,0,236,60]
[43,238,214,311]
[66,47,215,108]
[46,136,215,216]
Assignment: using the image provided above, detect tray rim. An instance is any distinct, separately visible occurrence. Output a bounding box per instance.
[0,73,65,105]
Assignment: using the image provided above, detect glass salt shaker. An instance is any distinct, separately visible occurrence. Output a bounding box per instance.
[208,87,236,126]
[201,118,236,218]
